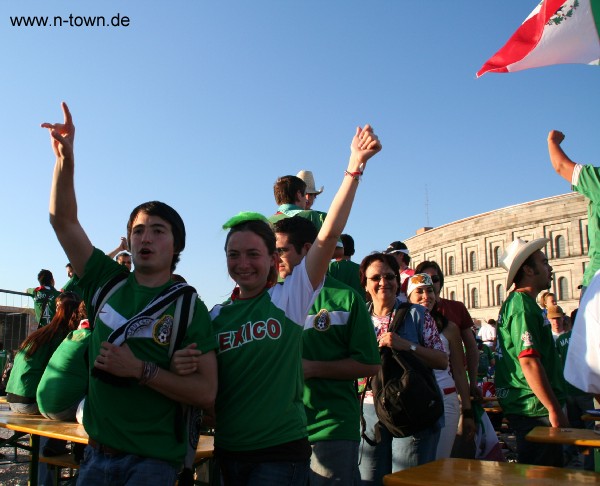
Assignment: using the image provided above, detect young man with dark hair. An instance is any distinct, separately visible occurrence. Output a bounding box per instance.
[270,175,327,231]
[26,269,61,328]
[495,238,567,467]
[273,216,380,485]
[42,102,218,485]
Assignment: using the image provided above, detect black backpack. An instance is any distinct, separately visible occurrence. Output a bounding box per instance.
[362,303,444,442]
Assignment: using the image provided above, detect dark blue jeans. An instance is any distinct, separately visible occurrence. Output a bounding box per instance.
[218,457,310,486]
[77,446,178,486]
[505,414,563,467]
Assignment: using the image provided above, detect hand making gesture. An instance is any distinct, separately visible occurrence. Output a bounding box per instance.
[41,101,75,161]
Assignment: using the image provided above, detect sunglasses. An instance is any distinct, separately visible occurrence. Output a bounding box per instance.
[367,273,396,282]
[430,275,441,283]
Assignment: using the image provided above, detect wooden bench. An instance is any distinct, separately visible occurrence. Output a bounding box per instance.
[383,458,600,485]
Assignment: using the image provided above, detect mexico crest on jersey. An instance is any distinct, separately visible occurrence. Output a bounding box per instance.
[153,315,174,345]
[313,309,330,332]
[521,331,534,348]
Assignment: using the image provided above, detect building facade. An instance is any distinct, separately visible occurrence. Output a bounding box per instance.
[406,193,588,320]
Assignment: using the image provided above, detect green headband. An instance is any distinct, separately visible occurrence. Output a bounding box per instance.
[222,212,270,230]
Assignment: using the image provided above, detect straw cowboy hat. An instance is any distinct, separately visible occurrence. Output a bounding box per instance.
[499,237,549,289]
[296,170,324,195]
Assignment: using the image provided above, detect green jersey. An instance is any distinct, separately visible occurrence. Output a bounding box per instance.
[328,260,366,301]
[573,165,600,286]
[61,275,83,299]
[302,276,379,442]
[211,259,319,452]
[6,334,65,399]
[79,248,217,466]
[37,328,91,415]
[27,286,61,327]
[495,291,566,417]
[269,204,327,231]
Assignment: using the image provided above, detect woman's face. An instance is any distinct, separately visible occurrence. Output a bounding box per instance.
[409,286,436,311]
[364,260,398,306]
[226,230,277,298]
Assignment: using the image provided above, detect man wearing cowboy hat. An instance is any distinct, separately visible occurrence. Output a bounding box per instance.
[297,170,324,210]
[495,238,568,467]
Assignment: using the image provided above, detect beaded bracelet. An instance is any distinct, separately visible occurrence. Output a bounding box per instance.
[139,361,160,385]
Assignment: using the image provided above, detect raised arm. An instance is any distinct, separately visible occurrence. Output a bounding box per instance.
[43,102,93,278]
[304,125,381,289]
[106,237,129,259]
[548,130,576,183]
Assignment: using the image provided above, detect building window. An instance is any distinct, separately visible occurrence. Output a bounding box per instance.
[469,251,477,271]
[554,235,566,258]
[496,284,505,306]
[471,288,479,308]
[447,256,455,276]
[449,291,456,301]
[493,246,501,267]
[558,277,569,301]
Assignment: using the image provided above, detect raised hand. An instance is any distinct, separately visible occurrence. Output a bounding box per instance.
[350,124,382,168]
[547,130,565,146]
[41,102,75,160]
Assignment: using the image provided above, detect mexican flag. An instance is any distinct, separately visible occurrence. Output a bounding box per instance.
[477,0,600,77]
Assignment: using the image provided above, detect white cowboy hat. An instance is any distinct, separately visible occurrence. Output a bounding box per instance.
[500,237,549,289]
[296,170,324,195]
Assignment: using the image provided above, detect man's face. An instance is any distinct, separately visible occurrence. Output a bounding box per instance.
[304,193,317,210]
[66,266,74,278]
[528,250,553,291]
[275,232,307,279]
[129,212,174,275]
[117,254,133,271]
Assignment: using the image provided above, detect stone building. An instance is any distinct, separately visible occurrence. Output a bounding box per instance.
[405,192,588,321]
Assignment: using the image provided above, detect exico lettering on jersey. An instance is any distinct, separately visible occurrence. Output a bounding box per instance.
[218,318,282,352]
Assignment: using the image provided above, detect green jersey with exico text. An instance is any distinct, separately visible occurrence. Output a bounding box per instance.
[79,248,217,466]
[302,276,379,442]
[495,291,566,417]
[211,259,320,452]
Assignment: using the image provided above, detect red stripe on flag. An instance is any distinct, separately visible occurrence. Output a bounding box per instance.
[477,0,569,77]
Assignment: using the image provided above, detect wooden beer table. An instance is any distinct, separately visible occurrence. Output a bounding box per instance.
[383,458,600,485]
[0,410,215,485]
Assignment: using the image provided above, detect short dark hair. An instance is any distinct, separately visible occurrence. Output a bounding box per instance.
[340,234,355,257]
[359,252,401,302]
[37,269,54,286]
[127,201,186,272]
[273,216,318,253]
[414,261,444,289]
[274,176,306,205]
[513,253,537,287]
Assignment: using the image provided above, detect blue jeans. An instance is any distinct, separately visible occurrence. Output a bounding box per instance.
[506,414,563,467]
[359,403,440,485]
[219,457,310,486]
[309,440,360,485]
[77,446,178,486]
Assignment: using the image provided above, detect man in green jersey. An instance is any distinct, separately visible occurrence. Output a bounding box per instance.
[268,175,327,230]
[548,130,599,294]
[273,216,380,485]
[496,237,568,467]
[26,269,61,328]
[42,102,218,485]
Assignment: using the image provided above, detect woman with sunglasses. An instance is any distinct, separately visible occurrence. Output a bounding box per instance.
[358,254,447,484]
[406,274,475,460]
[6,291,82,414]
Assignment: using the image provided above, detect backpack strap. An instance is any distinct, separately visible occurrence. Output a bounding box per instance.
[90,273,129,329]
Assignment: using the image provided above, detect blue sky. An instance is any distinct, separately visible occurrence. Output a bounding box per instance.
[1,1,598,308]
